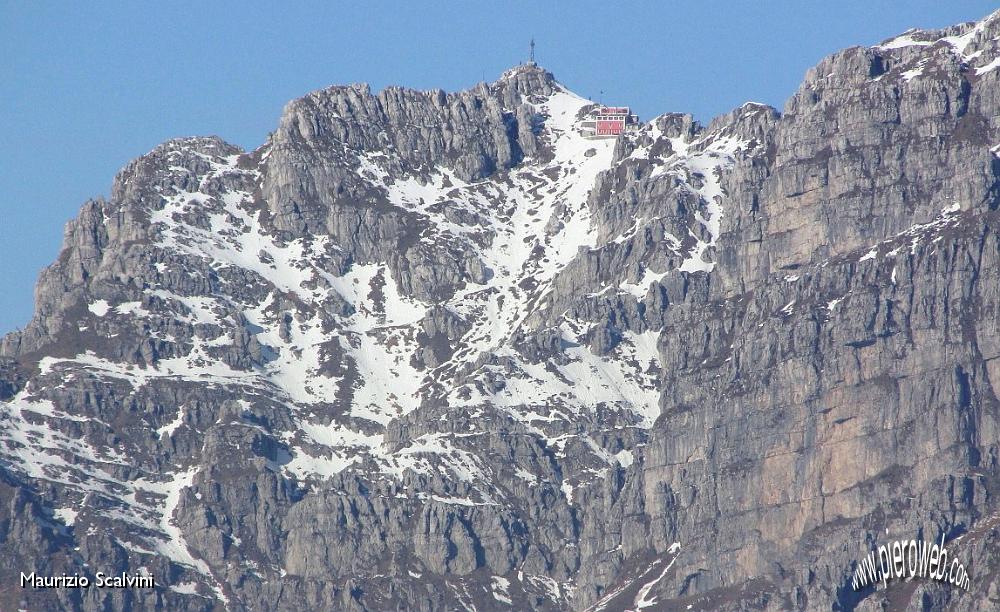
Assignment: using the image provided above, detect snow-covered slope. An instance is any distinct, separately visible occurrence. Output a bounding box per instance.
[0,66,753,609]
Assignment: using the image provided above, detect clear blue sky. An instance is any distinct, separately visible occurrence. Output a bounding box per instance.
[1,1,996,334]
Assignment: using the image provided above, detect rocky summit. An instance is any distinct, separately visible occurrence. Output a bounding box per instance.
[4,11,1000,611]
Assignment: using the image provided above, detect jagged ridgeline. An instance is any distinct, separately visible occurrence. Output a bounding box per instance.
[3,11,1000,611]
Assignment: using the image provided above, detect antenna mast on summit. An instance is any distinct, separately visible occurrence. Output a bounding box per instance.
[529,38,536,65]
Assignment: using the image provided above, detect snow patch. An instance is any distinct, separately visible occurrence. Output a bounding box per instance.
[88,300,111,317]
[614,449,634,468]
[156,408,185,439]
[54,507,78,526]
[492,575,512,605]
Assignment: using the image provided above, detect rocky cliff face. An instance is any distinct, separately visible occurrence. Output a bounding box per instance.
[4,12,1000,611]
